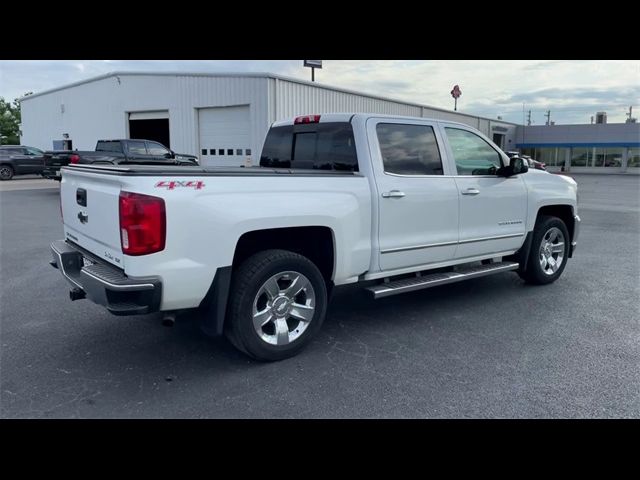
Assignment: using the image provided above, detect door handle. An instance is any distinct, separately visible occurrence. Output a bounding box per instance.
[461,188,480,196]
[381,190,406,198]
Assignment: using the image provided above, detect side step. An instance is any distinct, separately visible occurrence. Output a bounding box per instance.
[366,261,519,299]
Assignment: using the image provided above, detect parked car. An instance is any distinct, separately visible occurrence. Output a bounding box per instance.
[0,145,45,180]
[522,155,547,171]
[49,113,580,361]
[42,139,199,180]
[505,151,546,171]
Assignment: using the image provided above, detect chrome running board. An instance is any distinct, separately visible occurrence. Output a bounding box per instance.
[366,261,519,299]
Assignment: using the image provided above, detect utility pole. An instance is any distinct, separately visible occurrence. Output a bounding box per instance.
[527,110,532,126]
[545,110,551,125]
[626,106,635,123]
[522,103,526,146]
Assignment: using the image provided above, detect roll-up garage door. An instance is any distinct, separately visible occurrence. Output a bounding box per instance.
[129,110,170,148]
[198,106,252,167]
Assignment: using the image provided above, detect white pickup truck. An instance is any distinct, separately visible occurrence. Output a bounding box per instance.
[50,113,580,361]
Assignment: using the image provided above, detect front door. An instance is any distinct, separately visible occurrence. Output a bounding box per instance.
[442,126,527,259]
[368,119,460,272]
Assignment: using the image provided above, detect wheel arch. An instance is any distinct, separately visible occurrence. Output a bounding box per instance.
[199,225,336,337]
[509,203,576,270]
[536,204,575,253]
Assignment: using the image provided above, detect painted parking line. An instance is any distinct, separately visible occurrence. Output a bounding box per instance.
[0,179,59,192]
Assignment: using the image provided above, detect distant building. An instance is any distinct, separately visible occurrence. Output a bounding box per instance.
[18,71,518,167]
[516,121,640,174]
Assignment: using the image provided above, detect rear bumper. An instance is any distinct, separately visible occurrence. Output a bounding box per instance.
[570,214,580,257]
[42,168,62,180]
[50,240,162,315]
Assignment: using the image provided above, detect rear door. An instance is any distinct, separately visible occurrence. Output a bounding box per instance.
[367,118,460,272]
[123,140,149,163]
[61,168,126,268]
[441,125,527,259]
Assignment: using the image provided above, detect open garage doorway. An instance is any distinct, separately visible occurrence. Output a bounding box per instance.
[128,111,170,148]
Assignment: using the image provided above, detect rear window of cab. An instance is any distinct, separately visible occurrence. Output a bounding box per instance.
[260,122,358,172]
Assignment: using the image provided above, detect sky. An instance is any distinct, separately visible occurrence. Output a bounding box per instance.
[1,60,639,125]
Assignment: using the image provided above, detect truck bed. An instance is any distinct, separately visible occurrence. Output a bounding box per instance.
[64,164,362,177]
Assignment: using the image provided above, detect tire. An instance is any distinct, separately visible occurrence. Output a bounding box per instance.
[0,165,14,181]
[225,249,328,361]
[518,215,570,285]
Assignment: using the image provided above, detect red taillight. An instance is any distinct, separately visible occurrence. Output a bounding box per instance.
[69,154,80,164]
[294,114,321,124]
[119,191,166,256]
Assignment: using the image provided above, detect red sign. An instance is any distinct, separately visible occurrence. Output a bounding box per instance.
[451,85,462,99]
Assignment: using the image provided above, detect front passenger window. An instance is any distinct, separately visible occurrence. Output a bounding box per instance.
[147,142,170,156]
[445,128,503,175]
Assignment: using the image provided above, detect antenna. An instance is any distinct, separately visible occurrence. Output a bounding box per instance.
[545,110,551,125]
[527,110,531,126]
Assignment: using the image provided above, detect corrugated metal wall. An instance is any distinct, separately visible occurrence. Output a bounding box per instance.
[272,78,423,120]
[269,77,517,144]
[20,73,518,157]
[20,75,271,157]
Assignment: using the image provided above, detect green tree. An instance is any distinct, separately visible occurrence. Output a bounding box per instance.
[0,92,32,145]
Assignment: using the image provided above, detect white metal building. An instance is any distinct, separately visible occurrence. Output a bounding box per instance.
[19,71,519,167]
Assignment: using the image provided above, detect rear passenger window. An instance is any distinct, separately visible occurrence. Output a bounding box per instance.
[376,124,443,175]
[260,122,358,171]
[128,141,147,155]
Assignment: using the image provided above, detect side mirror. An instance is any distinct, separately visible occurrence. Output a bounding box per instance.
[164,151,174,159]
[498,156,529,177]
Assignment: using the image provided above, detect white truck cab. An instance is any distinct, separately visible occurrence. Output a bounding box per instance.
[51,113,580,361]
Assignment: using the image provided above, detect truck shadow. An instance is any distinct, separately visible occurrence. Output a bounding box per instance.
[5,271,552,418]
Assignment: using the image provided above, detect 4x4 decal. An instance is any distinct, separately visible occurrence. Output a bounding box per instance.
[155,180,205,190]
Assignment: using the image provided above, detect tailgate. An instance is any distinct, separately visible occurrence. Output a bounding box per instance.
[61,168,125,268]
[44,152,70,167]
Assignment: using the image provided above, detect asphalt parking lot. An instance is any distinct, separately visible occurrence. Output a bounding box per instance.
[1,174,638,418]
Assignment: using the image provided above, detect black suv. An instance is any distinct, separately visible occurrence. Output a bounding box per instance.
[0,145,46,180]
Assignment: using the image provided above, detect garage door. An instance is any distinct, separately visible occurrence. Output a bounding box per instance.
[198,106,252,167]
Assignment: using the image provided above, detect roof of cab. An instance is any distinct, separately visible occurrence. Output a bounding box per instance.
[272,113,475,129]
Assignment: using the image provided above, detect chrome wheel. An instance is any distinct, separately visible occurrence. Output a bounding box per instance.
[539,227,565,276]
[252,271,316,346]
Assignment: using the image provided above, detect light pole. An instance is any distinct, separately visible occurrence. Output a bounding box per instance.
[304,60,322,82]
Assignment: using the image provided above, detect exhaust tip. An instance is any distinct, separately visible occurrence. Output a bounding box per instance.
[162,313,176,327]
[69,288,86,301]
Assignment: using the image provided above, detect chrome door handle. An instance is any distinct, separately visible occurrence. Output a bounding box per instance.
[382,190,406,198]
[461,188,480,196]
